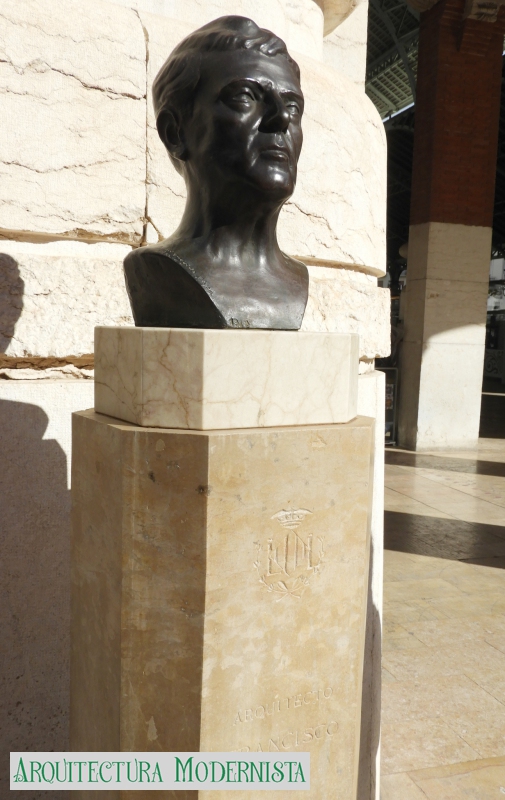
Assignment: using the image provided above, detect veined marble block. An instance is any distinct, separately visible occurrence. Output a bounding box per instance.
[70,410,373,800]
[95,327,359,429]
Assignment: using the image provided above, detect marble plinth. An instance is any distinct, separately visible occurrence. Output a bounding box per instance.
[94,327,359,429]
[70,410,373,800]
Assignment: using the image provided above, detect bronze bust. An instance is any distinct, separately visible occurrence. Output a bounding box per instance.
[124,15,308,330]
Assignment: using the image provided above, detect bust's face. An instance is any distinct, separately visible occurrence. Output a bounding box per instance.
[183,50,304,201]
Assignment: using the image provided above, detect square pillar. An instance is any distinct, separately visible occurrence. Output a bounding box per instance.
[399,222,491,449]
[398,0,505,449]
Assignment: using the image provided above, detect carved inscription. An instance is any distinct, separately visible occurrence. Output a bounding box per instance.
[234,687,333,725]
[239,722,338,752]
[254,507,324,599]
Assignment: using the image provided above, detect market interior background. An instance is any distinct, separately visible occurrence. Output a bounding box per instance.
[369,4,505,796]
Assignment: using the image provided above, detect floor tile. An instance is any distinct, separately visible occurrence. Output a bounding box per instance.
[437,565,505,596]
[384,553,456,583]
[384,487,454,519]
[383,631,428,652]
[409,756,505,799]
[381,675,504,725]
[404,617,495,647]
[412,468,505,511]
[427,593,505,620]
[382,434,505,797]
[384,601,450,626]
[385,467,505,526]
[382,641,505,683]
[463,668,505,706]
[384,578,466,604]
[381,772,429,799]
[382,667,398,683]
[383,618,413,635]
[381,717,480,774]
[444,705,505,758]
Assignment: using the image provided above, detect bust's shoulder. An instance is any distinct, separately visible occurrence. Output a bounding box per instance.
[283,253,309,276]
[124,241,177,267]
[123,240,227,329]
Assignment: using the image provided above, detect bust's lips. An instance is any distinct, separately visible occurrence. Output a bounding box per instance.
[260,147,290,161]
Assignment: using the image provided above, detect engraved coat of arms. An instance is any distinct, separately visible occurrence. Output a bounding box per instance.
[254,508,324,599]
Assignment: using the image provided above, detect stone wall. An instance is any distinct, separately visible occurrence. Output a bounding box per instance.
[0,1,388,798]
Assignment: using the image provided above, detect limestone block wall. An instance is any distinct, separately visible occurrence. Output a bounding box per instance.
[0,0,147,243]
[0,1,388,798]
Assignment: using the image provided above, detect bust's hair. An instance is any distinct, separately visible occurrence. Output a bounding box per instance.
[153,15,299,167]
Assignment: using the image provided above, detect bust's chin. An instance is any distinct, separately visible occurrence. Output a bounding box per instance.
[245,162,296,198]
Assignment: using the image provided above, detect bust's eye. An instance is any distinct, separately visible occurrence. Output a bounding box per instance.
[286,102,301,117]
[231,90,256,104]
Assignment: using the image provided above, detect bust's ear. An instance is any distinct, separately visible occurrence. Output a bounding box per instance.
[157,110,188,161]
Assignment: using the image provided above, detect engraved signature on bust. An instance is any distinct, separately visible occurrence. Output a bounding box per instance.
[254,507,324,599]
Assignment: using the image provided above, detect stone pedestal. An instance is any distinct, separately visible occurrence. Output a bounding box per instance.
[70,329,374,800]
[94,326,359,429]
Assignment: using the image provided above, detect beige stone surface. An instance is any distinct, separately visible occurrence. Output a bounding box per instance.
[0,0,146,243]
[323,0,368,86]
[110,0,354,48]
[120,0,325,60]
[71,410,373,800]
[303,266,390,358]
[0,241,133,358]
[0,365,94,380]
[320,0,365,34]
[95,327,359,428]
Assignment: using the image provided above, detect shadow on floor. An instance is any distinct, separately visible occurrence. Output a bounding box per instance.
[385,449,505,478]
[385,510,505,564]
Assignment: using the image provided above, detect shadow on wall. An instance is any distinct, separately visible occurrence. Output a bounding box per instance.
[479,393,505,439]
[0,400,70,799]
[0,253,24,354]
[1,257,70,798]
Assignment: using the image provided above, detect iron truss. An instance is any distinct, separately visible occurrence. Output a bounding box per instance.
[366,0,419,119]
[365,1,505,265]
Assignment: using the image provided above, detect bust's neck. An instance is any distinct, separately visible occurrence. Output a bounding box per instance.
[166,181,287,272]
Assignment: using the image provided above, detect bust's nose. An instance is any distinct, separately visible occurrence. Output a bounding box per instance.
[259,91,290,133]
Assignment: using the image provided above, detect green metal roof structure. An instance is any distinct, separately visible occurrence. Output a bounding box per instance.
[365,0,505,268]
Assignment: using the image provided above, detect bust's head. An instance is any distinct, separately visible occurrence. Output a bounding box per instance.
[152,16,303,203]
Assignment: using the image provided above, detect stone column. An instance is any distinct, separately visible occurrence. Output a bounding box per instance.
[398,0,505,450]
[70,327,375,800]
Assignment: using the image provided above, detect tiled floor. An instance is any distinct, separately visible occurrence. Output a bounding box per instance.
[381,432,505,799]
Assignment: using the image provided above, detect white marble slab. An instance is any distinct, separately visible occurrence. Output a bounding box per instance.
[94,327,359,429]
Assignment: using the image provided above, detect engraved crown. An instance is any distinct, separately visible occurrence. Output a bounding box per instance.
[271,508,312,530]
